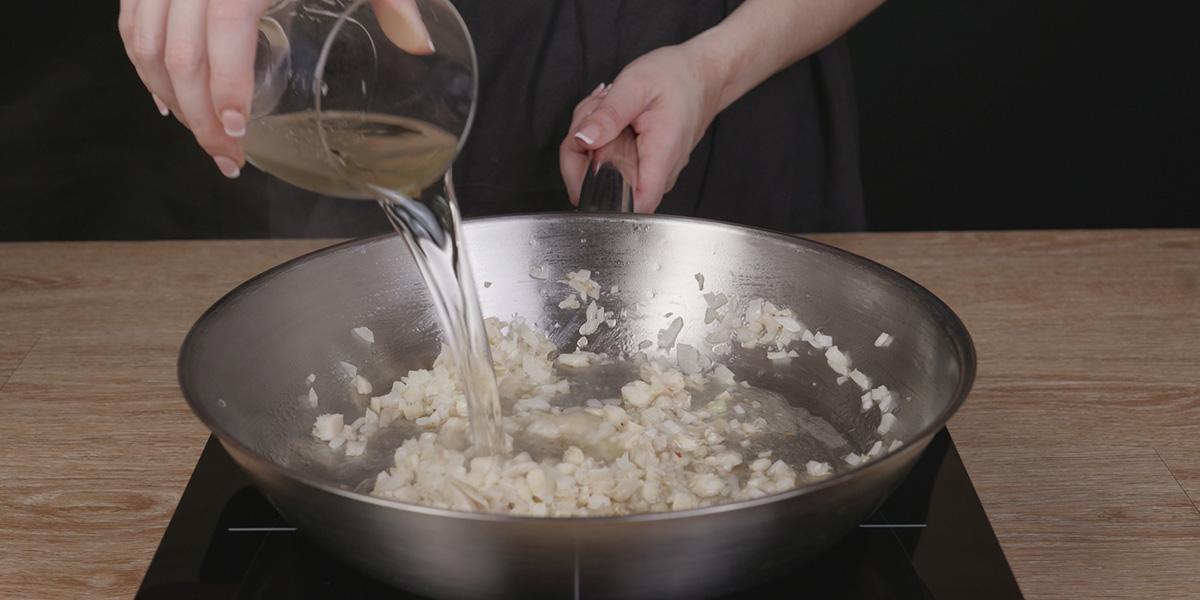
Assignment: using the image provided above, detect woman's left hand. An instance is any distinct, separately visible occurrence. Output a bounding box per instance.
[560,43,726,213]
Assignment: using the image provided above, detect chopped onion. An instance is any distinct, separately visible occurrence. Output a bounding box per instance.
[824,346,850,376]
[658,316,684,349]
[874,332,894,348]
[877,413,897,435]
[307,272,911,518]
[848,369,871,391]
[345,440,367,456]
[806,461,832,477]
[312,413,344,441]
[353,375,373,394]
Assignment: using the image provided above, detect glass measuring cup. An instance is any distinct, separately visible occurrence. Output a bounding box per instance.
[245,0,477,202]
[244,0,503,455]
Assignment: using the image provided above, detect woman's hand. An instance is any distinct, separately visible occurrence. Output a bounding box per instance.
[559,0,885,212]
[118,0,431,178]
[560,43,727,213]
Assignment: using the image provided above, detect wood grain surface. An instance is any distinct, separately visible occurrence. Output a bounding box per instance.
[1,231,1197,599]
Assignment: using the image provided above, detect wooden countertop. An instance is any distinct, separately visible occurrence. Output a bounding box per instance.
[1,229,1197,598]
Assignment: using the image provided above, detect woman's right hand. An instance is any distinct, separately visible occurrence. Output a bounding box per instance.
[118,0,432,179]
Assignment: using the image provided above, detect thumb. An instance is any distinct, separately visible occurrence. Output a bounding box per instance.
[370,0,435,55]
[571,83,645,151]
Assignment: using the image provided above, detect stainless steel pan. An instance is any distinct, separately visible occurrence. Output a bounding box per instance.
[178,213,974,599]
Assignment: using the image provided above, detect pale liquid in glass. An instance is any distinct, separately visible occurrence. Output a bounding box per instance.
[245,111,459,198]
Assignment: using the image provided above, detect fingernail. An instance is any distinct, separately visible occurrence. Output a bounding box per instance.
[152,94,169,116]
[599,83,612,97]
[214,156,241,179]
[428,38,436,53]
[221,110,247,138]
[590,82,606,96]
[575,125,600,146]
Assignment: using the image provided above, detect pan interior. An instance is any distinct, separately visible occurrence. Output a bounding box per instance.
[180,214,971,511]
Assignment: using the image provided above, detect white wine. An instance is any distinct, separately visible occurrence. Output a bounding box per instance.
[376,189,507,457]
[244,111,459,199]
[247,110,503,454]
[247,109,505,456]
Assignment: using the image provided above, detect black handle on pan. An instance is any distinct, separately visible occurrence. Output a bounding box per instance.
[578,126,637,213]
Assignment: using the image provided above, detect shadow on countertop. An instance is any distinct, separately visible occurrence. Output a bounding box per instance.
[3,2,1198,241]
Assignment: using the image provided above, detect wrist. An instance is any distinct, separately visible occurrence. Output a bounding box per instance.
[685,18,763,114]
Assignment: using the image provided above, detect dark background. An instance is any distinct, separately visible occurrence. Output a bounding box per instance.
[3,1,1198,240]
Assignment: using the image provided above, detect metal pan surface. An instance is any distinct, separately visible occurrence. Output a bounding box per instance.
[178,213,975,599]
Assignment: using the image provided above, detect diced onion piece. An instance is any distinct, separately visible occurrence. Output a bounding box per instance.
[848,369,871,391]
[824,346,850,376]
[529,266,550,280]
[676,343,703,374]
[557,351,593,368]
[353,327,375,343]
[712,365,736,386]
[353,374,373,394]
[703,292,729,309]
[878,392,896,413]
[874,332,894,347]
[877,413,897,435]
[312,413,344,441]
[658,317,684,349]
[806,460,833,477]
[803,330,833,349]
[579,301,605,336]
[345,440,367,456]
[775,315,804,333]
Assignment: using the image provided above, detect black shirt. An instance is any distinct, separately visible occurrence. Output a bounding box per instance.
[264,0,865,236]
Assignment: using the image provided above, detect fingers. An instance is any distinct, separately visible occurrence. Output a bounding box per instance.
[570,83,640,151]
[568,80,689,214]
[120,0,261,176]
[371,0,436,55]
[125,0,177,112]
[164,0,242,174]
[560,84,611,205]
[629,131,684,214]
[208,0,272,140]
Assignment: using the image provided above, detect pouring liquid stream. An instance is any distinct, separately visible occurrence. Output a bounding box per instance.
[245,110,506,456]
[374,186,506,457]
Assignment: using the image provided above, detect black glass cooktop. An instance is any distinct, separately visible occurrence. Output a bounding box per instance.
[137,428,1021,599]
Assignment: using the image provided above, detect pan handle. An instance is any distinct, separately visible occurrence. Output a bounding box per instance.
[578,126,637,213]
